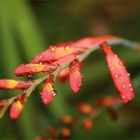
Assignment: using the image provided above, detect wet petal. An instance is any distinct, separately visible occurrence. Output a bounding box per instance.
[0,79,33,90]
[10,100,23,120]
[15,63,51,76]
[101,42,135,103]
[40,75,56,105]
[69,60,82,93]
[72,36,117,49]
[31,42,84,64]
[58,67,70,82]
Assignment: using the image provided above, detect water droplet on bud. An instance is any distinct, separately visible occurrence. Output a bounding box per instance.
[128,84,132,87]
[130,88,134,92]
[119,61,124,65]
[122,96,126,99]
[114,74,119,78]
[27,75,31,78]
[39,62,42,65]
[122,83,126,88]
[40,55,43,58]
[49,46,56,52]
[23,90,26,93]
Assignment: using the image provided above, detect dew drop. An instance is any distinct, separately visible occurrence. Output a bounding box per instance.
[23,90,26,93]
[122,83,126,88]
[128,84,132,87]
[39,62,42,65]
[130,88,134,92]
[127,73,130,77]
[40,55,43,58]
[119,61,124,65]
[52,91,56,96]
[65,45,70,50]
[53,90,57,96]
[50,46,56,52]
[122,95,126,99]
[27,75,32,78]
[114,74,119,78]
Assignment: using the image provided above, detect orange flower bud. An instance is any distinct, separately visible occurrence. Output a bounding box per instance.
[31,41,85,64]
[15,63,51,76]
[61,128,71,138]
[97,96,119,107]
[41,75,56,105]
[10,100,23,120]
[0,79,32,90]
[83,119,93,131]
[61,115,76,125]
[101,42,135,103]
[77,102,93,114]
[31,43,74,63]
[69,59,82,93]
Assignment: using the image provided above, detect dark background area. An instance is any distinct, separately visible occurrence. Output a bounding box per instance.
[0,0,140,139]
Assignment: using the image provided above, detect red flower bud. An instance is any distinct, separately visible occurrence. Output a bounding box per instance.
[61,128,71,138]
[0,79,32,90]
[83,119,93,131]
[61,115,76,125]
[41,75,56,105]
[101,42,135,103]
[77,102,93,114]
[69,60,82,93]
[15,63,51,76]
[31,41,85,64]
[58,67,70,82]
[97,96,119,107]
[31,43,73,63]
[9,93,26,120]
[10,100,23,120]
[58,61,83,83]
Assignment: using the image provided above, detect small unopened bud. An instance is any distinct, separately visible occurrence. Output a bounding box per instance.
[10,100,23,120]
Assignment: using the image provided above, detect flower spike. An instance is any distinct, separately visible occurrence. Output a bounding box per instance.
[69,59,82,93]
[101,42,135,103]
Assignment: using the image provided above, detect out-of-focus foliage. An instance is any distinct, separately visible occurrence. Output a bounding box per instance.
[0,0,140,139]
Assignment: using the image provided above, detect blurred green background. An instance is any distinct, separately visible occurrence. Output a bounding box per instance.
[0,0,140,139]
